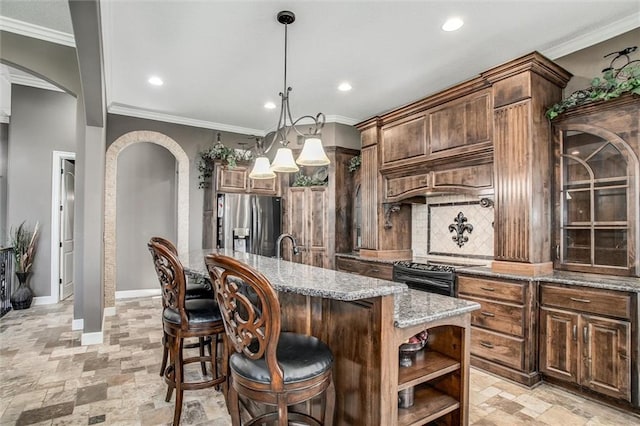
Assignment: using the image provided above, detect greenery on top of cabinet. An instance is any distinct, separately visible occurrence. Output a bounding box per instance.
[546,65,640,120]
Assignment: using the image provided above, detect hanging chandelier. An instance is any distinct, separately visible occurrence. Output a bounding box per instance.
[249,10,330,180]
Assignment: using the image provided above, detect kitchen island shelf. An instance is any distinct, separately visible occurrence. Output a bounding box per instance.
[398,385,460,426]
[398,350,460,390]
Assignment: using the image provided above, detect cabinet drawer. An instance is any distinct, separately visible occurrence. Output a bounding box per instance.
[471,327,524,371]
[335,257,393,281]
[462,295,524,337]
[458,276,525,303]
[540,284,631,320]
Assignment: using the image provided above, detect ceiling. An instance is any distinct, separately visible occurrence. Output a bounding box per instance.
[1,1,639,136]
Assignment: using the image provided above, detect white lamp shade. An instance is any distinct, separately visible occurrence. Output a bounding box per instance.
[296,137,330,166]
[249,156,276,179]
[270,147,299,173]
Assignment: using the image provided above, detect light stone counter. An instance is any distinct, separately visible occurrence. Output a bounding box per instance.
[185,249,406,301]
[185,249,479,328]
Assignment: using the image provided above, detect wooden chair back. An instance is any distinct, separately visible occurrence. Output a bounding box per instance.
[204,254,285,390]
[147,240,188,327]
[150,236,178,255]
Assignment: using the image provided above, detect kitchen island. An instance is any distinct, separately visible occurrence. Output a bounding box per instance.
[185,249,480,425]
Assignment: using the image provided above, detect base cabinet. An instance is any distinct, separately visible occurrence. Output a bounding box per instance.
[335,255,393,280]
[540,283,633,403]
[394,317,471,426]
[457,274,539,386]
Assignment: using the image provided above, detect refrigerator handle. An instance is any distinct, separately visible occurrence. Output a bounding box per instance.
[252,197,260,254]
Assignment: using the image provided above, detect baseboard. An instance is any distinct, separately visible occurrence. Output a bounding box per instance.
[72,318,84,330]
[81,331,103,345]
[115,289,161,299]
[33,295,57,305]
[103,306,116,316]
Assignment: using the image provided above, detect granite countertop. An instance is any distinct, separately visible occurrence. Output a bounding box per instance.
[457,266,640,293]
[185,249,479,328]
[184,249,406,302]
[394,289,480,328]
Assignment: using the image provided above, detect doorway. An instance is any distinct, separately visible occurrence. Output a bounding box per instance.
[51,151,75,302]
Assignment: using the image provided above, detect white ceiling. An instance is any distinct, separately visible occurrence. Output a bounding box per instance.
[1,1,639,136]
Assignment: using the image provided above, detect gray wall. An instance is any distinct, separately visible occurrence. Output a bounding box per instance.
[107,114,258,253]
[7,85,76,297]
[0,123,7,243]
[116,142,176,291]
[555,27,640,96]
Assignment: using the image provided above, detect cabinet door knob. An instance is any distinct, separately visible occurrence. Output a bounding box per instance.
[572,324,577,341]
[583,326,588,344]
[480,341,494,349]
[481,311,495,317]
[480,287,495,292]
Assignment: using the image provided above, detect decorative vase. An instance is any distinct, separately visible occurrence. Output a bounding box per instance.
[10,271,33,310]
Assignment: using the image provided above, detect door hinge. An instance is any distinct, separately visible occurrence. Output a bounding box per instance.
[61,168,64,175]
[59,242,62,248]
[60,205,63,211]
[59,278,62,284]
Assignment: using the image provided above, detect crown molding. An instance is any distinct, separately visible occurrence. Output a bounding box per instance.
[542,13,640,59]
[324,114,360,126]
[10,73,64,92]
[108,103,268,136]
[0,16,75,47]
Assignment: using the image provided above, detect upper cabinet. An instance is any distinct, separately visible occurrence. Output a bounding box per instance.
[380,89,492,171]
[216,164,278,195]
[552,95,639,277]
[429,90,491,154]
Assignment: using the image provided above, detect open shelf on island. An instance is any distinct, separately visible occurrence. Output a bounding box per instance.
[398,350,461,391]
[397,385,460,426]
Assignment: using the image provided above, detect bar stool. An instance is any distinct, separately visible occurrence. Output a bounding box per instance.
[205,254,335,426]
[150,237,214,377]
[148,240,226,425]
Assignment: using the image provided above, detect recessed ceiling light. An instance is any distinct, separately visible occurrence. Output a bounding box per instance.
[264,102,276,109]
[338,82,352,92]
[148,76,163,86]
[442,17,464,32]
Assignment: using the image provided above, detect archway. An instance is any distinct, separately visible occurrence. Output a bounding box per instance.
[104,130,189,308]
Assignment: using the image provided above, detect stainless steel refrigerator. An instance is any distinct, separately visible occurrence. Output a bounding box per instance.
[216,194,282,257]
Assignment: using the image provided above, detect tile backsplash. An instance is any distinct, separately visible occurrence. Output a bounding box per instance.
[412,194,494,261]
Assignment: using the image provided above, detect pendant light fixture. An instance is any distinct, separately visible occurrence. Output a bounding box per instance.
[249,10,330,180]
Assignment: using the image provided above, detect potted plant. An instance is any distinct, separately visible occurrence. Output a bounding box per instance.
[9,221,39,310]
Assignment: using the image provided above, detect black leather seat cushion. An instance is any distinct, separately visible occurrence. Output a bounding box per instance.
[230,332,333,384]
[163,299,222,325]
[185,281,214,300]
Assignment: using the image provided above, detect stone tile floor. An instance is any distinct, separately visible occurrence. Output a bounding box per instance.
[1,297,638,425]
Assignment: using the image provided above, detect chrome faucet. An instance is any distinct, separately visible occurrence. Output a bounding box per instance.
[276,233,300,259]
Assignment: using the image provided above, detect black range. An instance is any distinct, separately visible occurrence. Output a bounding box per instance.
[392,261,457,297]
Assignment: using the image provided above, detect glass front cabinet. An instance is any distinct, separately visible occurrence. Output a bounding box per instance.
[552,96,639,276]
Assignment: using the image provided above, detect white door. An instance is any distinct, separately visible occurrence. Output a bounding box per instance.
[59,159,75,300]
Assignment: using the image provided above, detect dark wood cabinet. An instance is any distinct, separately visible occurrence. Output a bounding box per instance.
[335,255,393,280]
[380,112,428,167]
[457,274,539,386]
[539,283,633,403]
[283,147,359,269]
[552,95,639,277]
[428,90,491,154]
[283,186,328,268]
[216,164,278,195]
